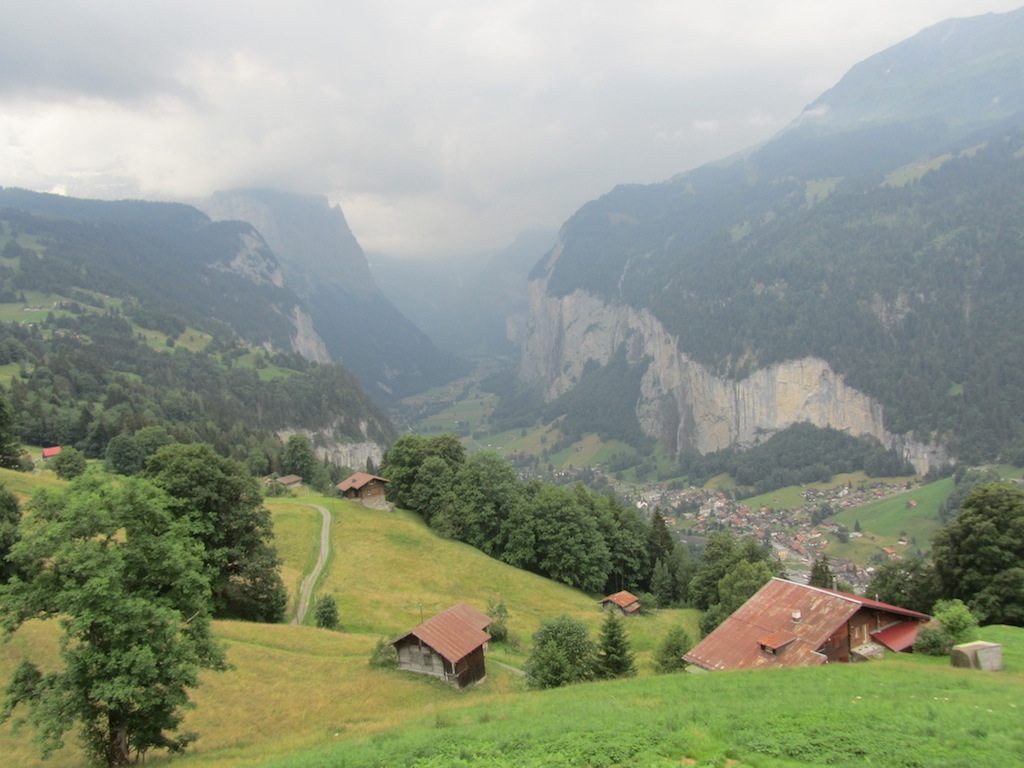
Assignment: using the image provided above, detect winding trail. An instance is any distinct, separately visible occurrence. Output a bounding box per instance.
[292,503,331,625]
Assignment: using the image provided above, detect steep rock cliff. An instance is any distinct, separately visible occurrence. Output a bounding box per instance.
[520,278,945,473]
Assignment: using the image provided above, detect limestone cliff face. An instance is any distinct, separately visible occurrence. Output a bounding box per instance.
[278,426,386,474]
[520,281,946,473]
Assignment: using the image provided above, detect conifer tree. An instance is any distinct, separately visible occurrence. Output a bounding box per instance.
[0,396,23,471]
[651,558,673,608]
[809,554,835,590]
[595,610,636,679]
[647,508,675,574]
[654,625,694,674]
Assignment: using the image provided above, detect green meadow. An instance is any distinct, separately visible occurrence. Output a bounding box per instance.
[2,477,1023,767]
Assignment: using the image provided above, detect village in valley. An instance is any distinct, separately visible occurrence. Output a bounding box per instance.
[612,477,922,594]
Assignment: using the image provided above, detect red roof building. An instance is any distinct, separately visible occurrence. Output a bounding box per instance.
[599,590,641,616]
[41,446,61,460]
[391,602,492,687]
[684,578,929,671]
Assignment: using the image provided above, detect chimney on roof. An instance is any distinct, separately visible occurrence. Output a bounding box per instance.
[791,610,802,623]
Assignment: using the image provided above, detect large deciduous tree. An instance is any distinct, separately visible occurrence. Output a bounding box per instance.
[865,555,939,614]
[932,482,1024,625]
[283,433,319,483]
[144,443,287,622]
[525,483,610,593]
[380,433,466,511]
[0,474,227,766]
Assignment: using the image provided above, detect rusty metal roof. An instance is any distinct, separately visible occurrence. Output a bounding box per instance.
[600,591,640,609]
[685,578,861,671]
[684,579,930,672]
[391,602,491,664]
[872,621,922,652]
[834,590,930,621]
[336,472,388,492]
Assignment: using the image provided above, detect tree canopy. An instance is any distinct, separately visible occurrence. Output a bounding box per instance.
[932,482,1024,625]
[525,615,596,689]
[0,473,227,766]
[144,443,287,622]
[380,434,662,596]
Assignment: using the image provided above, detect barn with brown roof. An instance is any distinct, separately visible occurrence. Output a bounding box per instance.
[684,578,930,671]
[391,602,492,687]
[600,590,641,616]
[336,472,389,508]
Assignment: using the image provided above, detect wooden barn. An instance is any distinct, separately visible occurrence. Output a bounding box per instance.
[336,472,389,507]
[684,578,930,671]
[391,603,492,687]
[600,590,641,616]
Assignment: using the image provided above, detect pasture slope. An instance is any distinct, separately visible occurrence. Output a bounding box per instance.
[1,487,1021,767]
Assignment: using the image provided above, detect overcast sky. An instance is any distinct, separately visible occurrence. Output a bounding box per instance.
[2,2,1021,260]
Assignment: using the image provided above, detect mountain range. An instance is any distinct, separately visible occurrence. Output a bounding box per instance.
[2,7,1023,479]
[518,6,1024,472]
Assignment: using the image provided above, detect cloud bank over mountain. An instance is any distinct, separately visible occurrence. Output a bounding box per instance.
[2,1,1020,258]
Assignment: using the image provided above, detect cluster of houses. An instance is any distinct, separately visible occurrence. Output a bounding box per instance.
[612,480,920,592]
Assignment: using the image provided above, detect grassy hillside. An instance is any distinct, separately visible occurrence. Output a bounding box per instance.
[2,479,1022,767]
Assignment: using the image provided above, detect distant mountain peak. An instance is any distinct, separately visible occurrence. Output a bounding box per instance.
[792,6,1024,133]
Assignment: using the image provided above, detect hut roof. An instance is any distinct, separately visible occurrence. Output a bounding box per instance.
[600,590,641,611]
[392,602,491,664]
[337,472,389,492]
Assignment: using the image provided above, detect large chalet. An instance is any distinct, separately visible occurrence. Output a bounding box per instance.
[684,578,930,671]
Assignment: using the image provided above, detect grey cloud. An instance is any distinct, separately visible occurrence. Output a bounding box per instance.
[2,1,1021,258]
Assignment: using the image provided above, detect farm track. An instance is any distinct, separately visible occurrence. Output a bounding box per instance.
[292,503,331,625]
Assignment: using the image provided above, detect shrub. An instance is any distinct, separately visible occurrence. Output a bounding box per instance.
[369,637,397,668]
[655,625,694,674]
[315,594,339,630]
[915,599,979,656]
[50,446,87,480]
[525,615,595,689]
[487,599,510,643]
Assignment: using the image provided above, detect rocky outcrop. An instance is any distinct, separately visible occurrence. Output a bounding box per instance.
[519,281,947,473]
[291,306,332,364]
[278,427,385,473]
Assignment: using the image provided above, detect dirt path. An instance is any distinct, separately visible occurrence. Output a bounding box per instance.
[491,660,526,677]
[292,503,331,625]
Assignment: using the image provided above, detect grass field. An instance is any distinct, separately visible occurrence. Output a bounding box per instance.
[3,482,1023,767]
[267,501,325,620]
[254,639,1024,768]
[826,477,955,561]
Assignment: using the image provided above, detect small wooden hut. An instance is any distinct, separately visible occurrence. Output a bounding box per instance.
[336,472,389,507]
[391,603,492,687]
[600,590,641,616]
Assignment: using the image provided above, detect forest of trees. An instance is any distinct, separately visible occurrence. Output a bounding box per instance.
[380,433,785,623]
[0,310,394,486]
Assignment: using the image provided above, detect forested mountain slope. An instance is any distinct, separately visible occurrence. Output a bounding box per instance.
[201,189,464,401]
[522,7,1024,467]
[0,189,396,471]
